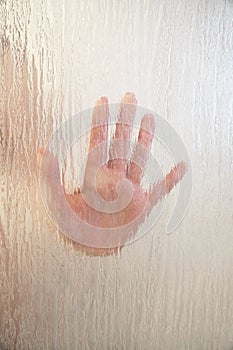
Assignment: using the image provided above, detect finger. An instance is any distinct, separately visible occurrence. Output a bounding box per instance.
[127,114,155,185]
[88,96,109,154]
[147,161,187,207]
[108,92,137,173]
[84,97,109,187]
[38,147,64,194]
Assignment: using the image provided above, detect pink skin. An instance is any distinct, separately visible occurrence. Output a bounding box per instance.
[39,93,186,256]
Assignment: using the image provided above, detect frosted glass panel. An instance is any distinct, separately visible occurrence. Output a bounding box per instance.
[0,1,233,349]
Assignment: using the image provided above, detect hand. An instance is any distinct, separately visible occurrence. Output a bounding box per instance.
[39,93,186,256]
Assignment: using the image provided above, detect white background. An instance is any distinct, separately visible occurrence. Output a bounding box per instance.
[0,0,232,349]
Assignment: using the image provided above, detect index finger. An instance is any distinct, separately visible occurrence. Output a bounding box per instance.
[83,97,109,188]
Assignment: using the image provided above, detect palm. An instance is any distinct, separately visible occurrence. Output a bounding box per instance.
[65,164,147,229]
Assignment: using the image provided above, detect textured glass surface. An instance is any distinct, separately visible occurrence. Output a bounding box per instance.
[0,1,233,349]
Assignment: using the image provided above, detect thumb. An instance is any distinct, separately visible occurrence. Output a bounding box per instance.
[147,161,187,208]
[38,147,61,188]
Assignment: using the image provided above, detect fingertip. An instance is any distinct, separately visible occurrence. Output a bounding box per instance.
[96,96,108,105]
[168,162,187,188]
[176,161,187,179]
[38,147,45,155]
[93,96,109,126]
[141,113,155,134]
[38,147,52,158]
[122,92,137,105]
[38,148,57,164]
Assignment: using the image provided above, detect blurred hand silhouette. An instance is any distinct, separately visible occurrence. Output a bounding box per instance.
[39,93,186,256]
